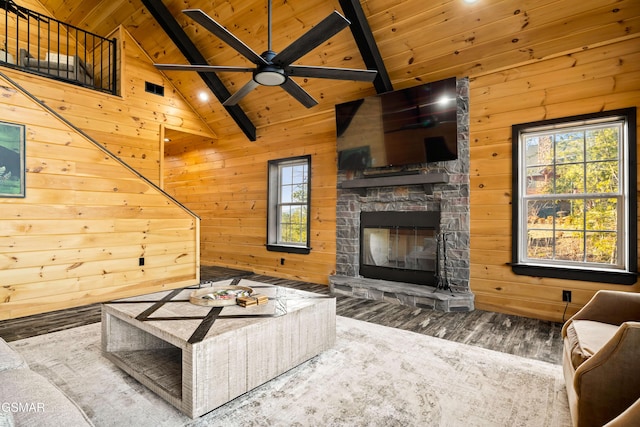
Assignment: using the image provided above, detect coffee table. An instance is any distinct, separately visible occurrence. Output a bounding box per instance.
[101,278,336,418]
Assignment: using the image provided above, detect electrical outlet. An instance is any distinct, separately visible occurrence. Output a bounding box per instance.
[562,290,572,302]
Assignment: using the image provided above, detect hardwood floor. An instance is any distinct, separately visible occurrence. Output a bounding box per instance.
[0,267,564,364]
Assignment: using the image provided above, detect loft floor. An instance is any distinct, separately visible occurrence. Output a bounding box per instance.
[0,266,563,364]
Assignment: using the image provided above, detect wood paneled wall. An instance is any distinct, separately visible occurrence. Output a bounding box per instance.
[2,0,638,321]
[3,25,214,185]
[0,74,199,319]
[164,37,640,323]
[164,114,339,285]
[469,35,640,321]
[0,29,209,319]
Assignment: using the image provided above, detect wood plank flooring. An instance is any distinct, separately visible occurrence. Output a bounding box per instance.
[0,266,564,364]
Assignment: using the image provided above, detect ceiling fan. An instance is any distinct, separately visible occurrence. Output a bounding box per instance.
[154,0,377,108]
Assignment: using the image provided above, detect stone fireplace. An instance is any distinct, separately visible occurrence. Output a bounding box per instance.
[329,78,474,312]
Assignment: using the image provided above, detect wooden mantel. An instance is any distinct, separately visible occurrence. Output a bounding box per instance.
[339,172,449,189]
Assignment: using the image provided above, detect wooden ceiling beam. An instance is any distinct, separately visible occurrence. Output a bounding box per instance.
[140,0,257,141]
[338,0,393,94]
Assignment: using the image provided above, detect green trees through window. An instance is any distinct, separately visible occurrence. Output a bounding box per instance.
[267,155,311,254]
[277,162,308,245]
[524,123,621,265]
[512,107,637,284]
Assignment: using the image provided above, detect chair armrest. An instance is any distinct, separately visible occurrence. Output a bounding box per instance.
[574,321,640,425]
[604,397,640,427]
[562,290,640,337]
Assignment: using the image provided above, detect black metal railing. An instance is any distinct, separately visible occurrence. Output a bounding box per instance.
[1,0,117,95]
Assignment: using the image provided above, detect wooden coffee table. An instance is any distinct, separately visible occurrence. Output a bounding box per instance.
[101,279,336,418]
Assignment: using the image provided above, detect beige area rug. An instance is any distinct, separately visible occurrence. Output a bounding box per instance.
[11,316,570,427]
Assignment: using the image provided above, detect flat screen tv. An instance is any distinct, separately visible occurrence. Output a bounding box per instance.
[335,77,458,170]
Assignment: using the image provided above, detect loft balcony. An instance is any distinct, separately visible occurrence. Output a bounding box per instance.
[0,0,117,95]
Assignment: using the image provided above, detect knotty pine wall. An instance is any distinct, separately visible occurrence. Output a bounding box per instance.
[164,113,339,285]
[0,28,210,319]
[0,74,199,319]
[2,23,215,184]
[469,35,640,321]
[165,35,640,323]
[2,1,638,321]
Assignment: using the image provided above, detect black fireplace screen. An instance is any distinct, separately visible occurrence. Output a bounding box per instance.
[360,211,439,285]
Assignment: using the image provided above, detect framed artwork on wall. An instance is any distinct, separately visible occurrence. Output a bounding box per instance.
[0,121,25,198]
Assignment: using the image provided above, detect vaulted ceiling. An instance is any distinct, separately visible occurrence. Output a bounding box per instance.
[35,0,640,140]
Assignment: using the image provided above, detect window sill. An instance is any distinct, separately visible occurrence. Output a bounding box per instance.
[266,244,311,255]
[511,263,637,285]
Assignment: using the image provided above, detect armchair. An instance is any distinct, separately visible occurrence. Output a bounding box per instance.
[19,49,94,85]
[562,290,640,427]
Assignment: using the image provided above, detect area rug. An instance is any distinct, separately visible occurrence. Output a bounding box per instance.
[11,317,570,427]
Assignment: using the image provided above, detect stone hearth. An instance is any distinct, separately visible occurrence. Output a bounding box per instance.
[330,275,474,312]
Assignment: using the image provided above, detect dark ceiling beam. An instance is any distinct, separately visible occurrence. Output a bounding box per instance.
[338,0,393,94]
[140,0,257,141]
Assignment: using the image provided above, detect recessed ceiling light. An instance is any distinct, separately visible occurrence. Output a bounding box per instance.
[463,0,479,3]
[198,91,209,102]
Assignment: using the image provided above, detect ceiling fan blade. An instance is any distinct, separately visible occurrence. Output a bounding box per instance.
[280,79,318,108]
[183,9,268,66]
[222,79,260,106]
[155,64,255,73]
[272,10,350,66]
[286,65,377,82]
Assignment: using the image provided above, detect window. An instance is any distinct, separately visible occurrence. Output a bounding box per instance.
[511,108,637,284]
[267,155,311,254]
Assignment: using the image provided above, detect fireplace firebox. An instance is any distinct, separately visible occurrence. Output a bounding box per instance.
[360,211,439,285]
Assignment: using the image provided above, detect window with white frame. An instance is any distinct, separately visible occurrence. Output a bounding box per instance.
[267,155,311,254]
[511,108,637,284]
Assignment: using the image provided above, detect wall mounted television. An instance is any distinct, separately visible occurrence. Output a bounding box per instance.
[335,77,458,171]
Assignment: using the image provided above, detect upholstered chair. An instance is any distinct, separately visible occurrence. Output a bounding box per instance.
[562,290,640,427]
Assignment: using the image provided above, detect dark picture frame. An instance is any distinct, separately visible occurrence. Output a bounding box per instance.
[0,121,26,198]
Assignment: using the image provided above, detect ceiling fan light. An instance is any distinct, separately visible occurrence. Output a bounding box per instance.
[254,69,286,86]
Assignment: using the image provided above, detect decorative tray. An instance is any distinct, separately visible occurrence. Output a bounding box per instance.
[189,286,253,307]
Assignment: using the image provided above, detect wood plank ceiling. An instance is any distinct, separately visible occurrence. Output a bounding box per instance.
[35,0,640,140]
